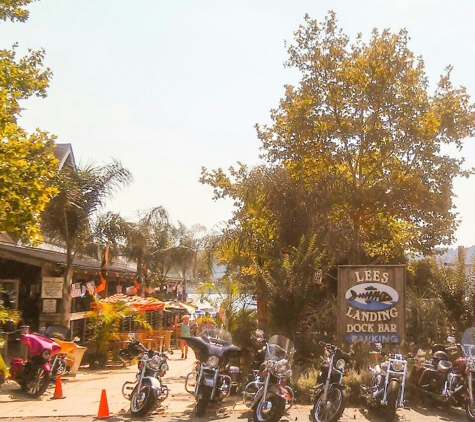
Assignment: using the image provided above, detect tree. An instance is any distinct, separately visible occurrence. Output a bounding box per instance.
[121,207,171,296]
[170,222,210,299]
[201,12,475,332]
[0,0,36,23]
[1,2,58,242]
[41,160,133,326]
[201,165,300,329]
[257,12,475,263]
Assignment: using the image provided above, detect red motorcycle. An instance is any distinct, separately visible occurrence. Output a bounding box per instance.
[9,332,61,398]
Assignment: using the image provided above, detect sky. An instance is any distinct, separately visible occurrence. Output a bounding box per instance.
[2,0,475,247]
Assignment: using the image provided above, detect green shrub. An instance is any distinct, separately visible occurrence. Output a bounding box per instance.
[295,366,319,404]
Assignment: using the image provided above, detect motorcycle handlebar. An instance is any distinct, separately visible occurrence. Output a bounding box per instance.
[368,350,413,360]
[319,341,336,350]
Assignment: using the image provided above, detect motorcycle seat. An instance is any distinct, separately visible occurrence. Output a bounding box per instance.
[433,350,450,361]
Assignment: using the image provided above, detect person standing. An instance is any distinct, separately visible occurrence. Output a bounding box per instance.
[176,314,194,359]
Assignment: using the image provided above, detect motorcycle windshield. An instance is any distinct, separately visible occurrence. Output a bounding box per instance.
[461,327,475,358]
[199,328,233,343]
[265,335,294,361]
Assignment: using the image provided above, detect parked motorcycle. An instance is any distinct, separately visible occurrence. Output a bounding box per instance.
[250,334,295,422]
[9,331,61,398]
[408,335,466,412]
[360,343,410,422]
[309,341,351,422]
[461,326,475,421]
[119,334,169,417]
[242,331,294,411]
[184,328,241,416]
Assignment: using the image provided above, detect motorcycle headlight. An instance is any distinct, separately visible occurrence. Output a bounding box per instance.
[41,349,51,360]
[276,359,288,374]
[206,356,220,368]
[146,355,162,371]
[265,359,275,370]
[335,359,346,371]
[391,360,404,372]
[160,362,169,372]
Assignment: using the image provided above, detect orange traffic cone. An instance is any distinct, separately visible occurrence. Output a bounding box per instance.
[95,389,113,419]
[50,375,65,399]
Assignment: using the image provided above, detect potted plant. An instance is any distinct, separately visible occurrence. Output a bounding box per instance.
[86,299,149,369]
[0,304,21,384]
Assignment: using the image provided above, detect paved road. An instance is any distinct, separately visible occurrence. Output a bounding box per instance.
[1,402,470,421]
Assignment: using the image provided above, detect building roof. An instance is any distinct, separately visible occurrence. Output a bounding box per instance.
[0,241,135,274]
[53,143,76,169]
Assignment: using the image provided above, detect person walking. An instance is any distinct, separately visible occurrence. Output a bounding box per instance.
[176,314,194,359]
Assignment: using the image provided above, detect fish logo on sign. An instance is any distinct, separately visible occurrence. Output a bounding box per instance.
[345,283,398,311]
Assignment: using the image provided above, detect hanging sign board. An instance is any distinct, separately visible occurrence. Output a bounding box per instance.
[41,277,63,299]
[338,265,405,344]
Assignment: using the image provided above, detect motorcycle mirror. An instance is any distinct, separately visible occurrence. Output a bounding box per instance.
[73,336,80,342]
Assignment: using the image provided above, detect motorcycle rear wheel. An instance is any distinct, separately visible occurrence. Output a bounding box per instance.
[311,386,345,422]
[386,379,400,422]
[196,386,212,416]
[130,379,157,417]
[253,392,286,422]
[22,368,51,398]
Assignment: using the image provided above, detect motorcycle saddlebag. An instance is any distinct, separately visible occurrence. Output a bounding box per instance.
[9,358,24,380]
[419,367,438,387]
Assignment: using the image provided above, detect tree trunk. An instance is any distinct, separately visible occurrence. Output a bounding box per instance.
[60,255,74,327]
[256,275,267,331]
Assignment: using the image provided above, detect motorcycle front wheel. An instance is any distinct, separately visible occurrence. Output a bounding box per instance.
[130,379,157,417]
[196,386,212,416]
[243,381,260,407]
[386,379,400,422]
[253,392,286,422]
[311,386,345,422]
[466,396,475,422]
[22,368,51,398]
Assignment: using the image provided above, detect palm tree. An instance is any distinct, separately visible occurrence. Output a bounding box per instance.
[41,159,133,326]
[122,207,171,296]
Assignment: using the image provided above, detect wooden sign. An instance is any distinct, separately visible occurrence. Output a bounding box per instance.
[43,299,57,313]
[41,277,63,299]
[338,265,405,344]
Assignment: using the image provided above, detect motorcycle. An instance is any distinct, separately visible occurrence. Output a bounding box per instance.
[9,331,61,398]
[119,334,169,417]
[184,328,241,416]
[309,341,351,422]
[408,335,466,412]
[242,331,294,411]
[250,334,295,422]
[360,343,410,422]
[462,327,475,421]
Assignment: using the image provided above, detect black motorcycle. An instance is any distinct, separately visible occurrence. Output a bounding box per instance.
[184,328,241,416]
[119,335,169,417]
[408,335,467,411]
[462,327,475,421]
[310,341,351,422]
[250,334,295,422]
[360,343,410,422]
